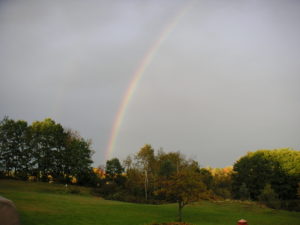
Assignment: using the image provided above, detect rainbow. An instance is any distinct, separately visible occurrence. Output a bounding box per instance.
[105,1,195,160]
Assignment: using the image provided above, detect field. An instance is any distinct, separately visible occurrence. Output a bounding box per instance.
[0,180,299,225]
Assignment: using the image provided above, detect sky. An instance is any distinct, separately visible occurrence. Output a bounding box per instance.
[0,0,299,168]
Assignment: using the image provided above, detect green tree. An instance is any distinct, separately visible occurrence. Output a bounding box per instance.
[0,117,29,178]
[157,150,185,174]
[0,117,95,184]
[232,149,300,201]
[61,130,94,183]
[76,168,99,187]
[105,158,124,180]
[199,168,213,190]
[159,159,176,177]
[28,118,65,181]
[233,151,275,199]
[125,167,144,197]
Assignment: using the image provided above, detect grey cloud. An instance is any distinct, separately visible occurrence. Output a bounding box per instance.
[1,0,299,167]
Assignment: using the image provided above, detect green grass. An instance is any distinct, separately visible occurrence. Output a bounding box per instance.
[0,179,299,225]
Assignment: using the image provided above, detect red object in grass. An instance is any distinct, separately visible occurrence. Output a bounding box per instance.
[237,219,248,225]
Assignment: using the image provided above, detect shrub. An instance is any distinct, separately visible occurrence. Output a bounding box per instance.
[258,184,280,209]
[280,199,300,211]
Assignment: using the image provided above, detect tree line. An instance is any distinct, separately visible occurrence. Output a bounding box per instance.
[0,116,299,216]
[233,149,300,210]
[99,145,299,213]
[0,117,95,184]
[100,144,210,221]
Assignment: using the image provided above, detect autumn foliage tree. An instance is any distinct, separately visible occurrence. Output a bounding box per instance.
[155,168,206,222]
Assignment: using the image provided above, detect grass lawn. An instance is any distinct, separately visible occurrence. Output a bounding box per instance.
[0,179,299,225]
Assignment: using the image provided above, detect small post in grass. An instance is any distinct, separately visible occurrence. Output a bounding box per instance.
[237,219,248,225]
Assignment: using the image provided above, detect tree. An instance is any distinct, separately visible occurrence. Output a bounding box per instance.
[27,119,94,183]
[232,149,300,201]
[159,159,176,177]
[125,167,144,197]
[0,117,28,178]
[105,158,124,180]
[61,129,94,183]
[155,169,206,222]
[199,168,213,190]
[28,118,65,181]
[12,120,30,179]
[233,151,274,199]
[157,150,186,174]
[155,151,206,221]
[136,144,155,200]
[0,116,95,184]
[76,168,99,187]
[209,167,233,199]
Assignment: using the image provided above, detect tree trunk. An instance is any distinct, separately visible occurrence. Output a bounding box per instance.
[144,170,148,201]
[178,201,183,222]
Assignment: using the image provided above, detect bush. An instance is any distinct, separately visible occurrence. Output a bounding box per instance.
[0,171,5,179]
[94,182,118,196]
[280,199,300,211]
[214,188,232,199]
[258,184,280,209]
